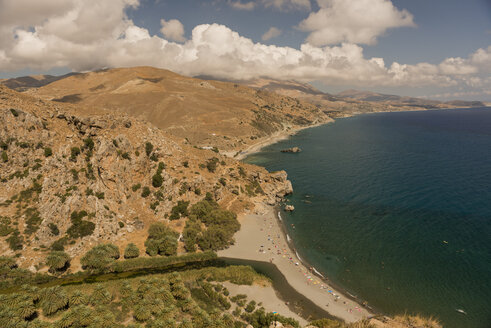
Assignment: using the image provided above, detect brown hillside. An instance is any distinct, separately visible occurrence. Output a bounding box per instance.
[29,67,332,154]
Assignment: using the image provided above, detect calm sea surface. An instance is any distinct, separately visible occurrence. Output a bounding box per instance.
[244,108,491,328]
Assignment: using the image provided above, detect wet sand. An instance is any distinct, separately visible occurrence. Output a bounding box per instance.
[218,206,372,323]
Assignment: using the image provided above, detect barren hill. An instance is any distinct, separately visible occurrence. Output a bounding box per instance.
[27,67,332,154]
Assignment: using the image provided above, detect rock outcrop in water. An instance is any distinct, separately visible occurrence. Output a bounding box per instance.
[281,147,302,153]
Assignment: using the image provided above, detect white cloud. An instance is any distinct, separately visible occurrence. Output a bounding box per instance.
[160,19,186,42]
[0,0,489,97]
[262,27,282,41]
[262,0,311,11]
[228,1,256,10]
[298,0,415,46]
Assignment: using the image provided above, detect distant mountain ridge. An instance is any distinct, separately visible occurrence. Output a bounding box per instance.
[336,89,485,108]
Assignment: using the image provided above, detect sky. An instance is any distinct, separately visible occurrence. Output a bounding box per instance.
[0,0,490,101]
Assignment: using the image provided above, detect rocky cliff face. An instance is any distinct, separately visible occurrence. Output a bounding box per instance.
[0,85,293,270]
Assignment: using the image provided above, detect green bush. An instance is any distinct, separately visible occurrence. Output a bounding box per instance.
[10,108,19,117]
[132,183,141,191]
[169,201,189,220]
[70,147,80,161]
[24,207,43,235]
[141,187,151,198]
[206,157,219,173]
[46,251,70,273]
[1,151,7,163]
[81,244,119,271]
[44,147,53,157]
[6,230,23,250]
[48,223,59,236]
[67,210,95,239]
[124,243,140,259]
[95,192,105,199]
[152,173,163,188]
[83,138,94,151]
[51,237,69,251]
[145,142,154,156]
[145,223,179,256]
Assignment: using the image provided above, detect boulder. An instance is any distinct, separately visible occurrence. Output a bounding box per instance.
[284,205,295,211]
[281,147,301,153]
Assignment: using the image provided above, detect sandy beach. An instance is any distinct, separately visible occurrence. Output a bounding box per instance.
[234,121,331,160]
[218,205,372,323]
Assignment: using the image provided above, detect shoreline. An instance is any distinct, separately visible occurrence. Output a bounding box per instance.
[234,120,332,160]
[273,209,378,314]
[218,205,372,323]
[232,106,488,161]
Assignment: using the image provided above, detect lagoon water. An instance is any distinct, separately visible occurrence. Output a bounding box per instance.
[244,108,491,328]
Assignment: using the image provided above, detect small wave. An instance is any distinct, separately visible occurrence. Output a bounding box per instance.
[287,234,291,242]
[277,212,282,221]
[312,267,325,279]
[295,251,303,262]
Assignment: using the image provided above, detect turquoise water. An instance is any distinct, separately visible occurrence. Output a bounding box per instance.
[244,108,491,328]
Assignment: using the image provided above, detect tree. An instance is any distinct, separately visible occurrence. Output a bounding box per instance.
[145,223,178,256]
[145,142,154,156]
[80,244,119,271]
[169,201,189,220]
[124,243,140,259]
[46,251,70,273]
[40,286,69,316]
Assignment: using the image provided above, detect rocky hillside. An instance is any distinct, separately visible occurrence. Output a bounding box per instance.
[0,85,293,271]
[21,67,332,154]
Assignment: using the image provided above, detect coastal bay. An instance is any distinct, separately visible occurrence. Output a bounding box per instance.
[243,107,491,328]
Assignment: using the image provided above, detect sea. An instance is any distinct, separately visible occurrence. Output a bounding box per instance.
[244,107,491,328]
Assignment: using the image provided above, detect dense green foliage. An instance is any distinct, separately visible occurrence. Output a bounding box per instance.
[124,243,140,259]
[145,142,154,156]
[67,210,95,239]
[80,244,120,271]
[48,223,59,236]
[205,157,219,173]
[44,147,53,157]
[46,251,70,273]
[0,265,295,328]
[169,200,189,220]
[145,223,179,256]
[1,150,8,163]
[0,257,55,290]
[70,147,80,161]
[182,194,240,251]
[141,186,151,198]
[152,162,165,188]
[109,252,216,273]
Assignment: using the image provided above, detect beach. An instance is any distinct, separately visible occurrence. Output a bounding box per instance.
[234,121,331,160]
[218,205,372,323]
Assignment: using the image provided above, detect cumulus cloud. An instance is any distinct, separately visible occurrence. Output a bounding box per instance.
[298,0,415,46]
[0,0,489,97]
[228,1,256,10]
[160,19,186,42]
[262,27,282,41]
[262,0,311,11]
